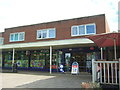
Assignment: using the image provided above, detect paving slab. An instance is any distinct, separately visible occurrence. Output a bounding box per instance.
[1,71,92,88]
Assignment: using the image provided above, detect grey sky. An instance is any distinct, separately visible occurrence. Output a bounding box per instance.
[0,0,118,32]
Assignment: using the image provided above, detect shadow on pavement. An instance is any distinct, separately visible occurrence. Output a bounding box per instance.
[15,74,92,88]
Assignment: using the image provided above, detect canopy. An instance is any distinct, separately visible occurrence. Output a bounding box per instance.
[86,32,120,60]
[0,38,94,49]
[86,32,120,47]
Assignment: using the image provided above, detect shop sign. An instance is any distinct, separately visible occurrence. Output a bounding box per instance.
[71,62,79,74]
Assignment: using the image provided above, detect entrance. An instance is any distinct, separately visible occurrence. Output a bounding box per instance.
[72,52,86,72]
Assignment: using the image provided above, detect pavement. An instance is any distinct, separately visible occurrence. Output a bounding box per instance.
[1,70,92,88]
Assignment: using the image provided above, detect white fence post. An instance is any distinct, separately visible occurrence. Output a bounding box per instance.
[92,59,96,83]
[93,60,119,85]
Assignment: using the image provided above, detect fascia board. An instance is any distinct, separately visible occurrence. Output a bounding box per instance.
[0,38,94,49]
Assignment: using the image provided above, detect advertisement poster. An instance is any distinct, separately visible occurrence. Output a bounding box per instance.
[17,60,28,68]
[4,60,12,67]
[71,62,79,74]
[30,60,45,68]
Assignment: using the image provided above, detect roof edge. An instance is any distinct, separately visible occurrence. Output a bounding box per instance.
[5,14,105,30]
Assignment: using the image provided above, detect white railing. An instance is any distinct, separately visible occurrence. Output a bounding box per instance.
[92,59,120,86]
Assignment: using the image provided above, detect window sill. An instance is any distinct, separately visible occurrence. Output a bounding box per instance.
[71,33,96,37]
[9,40,24,42]
[36,37,56,40]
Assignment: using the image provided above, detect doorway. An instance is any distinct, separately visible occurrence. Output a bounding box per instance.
[72,52,86,72]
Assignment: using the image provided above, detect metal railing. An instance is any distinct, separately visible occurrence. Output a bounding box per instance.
[92,59,120,86]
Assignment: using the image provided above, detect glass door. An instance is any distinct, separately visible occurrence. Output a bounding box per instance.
[65,53,71,72]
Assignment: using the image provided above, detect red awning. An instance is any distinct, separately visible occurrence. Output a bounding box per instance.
[86,32,120,47]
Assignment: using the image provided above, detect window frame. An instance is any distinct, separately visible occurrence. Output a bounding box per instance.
[71,25,79,36]
[85,23,96,35]
[9,32,25,42]
[0,37,4,45]
[78,25,86,35]
[37,28,56,39]
[71,23,96,36]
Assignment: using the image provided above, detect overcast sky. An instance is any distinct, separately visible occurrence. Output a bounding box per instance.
[0,0,119,33]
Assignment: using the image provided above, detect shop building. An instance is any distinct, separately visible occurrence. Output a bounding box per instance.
[0,14,111,73]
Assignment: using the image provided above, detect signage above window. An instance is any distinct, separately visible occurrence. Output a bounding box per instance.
[10,32,25,42]
[71,23,96,36]
[37,28,56,39]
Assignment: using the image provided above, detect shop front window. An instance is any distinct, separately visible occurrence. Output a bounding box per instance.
[30,51,45,68]
[29,50,62,70]
[16,51,29,68]
[52,52,58,69]
[0,54,2,67]
[4,52,12,67]
[4,51,29,68]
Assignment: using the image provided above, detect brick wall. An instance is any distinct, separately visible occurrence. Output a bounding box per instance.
[4,14,110,44]
[0,32,4,37]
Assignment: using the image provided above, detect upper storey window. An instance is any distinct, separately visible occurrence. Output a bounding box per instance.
[0,37,4,45]
[37,28,56,39]
[71,23,96,36]
[10,32,25,42]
